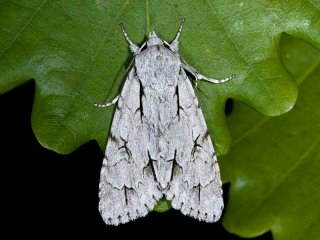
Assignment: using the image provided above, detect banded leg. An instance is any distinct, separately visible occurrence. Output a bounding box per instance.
[94,95,119,108]
[182,62,235,87]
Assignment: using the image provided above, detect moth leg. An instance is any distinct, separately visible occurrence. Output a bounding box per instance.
[94,95,119,108]
[182,61,235,87]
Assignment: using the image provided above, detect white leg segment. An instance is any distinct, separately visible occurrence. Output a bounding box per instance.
[94,95,120,108]
[182,62,235,87]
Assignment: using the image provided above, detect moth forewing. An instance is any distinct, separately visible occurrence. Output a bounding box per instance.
[96,19,234,225]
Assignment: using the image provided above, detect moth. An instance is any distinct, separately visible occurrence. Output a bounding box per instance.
[95,19,235,225]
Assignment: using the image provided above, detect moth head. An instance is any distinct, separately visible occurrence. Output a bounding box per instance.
[147,31,164,47]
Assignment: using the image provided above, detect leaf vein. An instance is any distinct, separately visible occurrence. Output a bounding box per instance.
[206,0,249,66]
[0,0,48,57]
[246,134,320,218]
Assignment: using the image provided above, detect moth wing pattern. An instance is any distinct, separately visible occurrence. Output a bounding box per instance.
[97,18,234,225]
[98,68,162,226]
[165,69,224,222]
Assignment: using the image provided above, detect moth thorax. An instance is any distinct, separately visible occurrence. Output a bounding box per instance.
[147,31,164,47]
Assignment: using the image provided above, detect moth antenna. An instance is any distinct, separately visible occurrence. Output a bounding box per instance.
[170,18,185,52]
[119,23,140,54]
[99,18,227,226]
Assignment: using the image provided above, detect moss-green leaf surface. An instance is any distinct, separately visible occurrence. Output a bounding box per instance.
[221,34,320,239]
[3,1,319,155]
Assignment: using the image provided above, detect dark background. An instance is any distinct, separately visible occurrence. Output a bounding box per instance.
[1,82,273,239]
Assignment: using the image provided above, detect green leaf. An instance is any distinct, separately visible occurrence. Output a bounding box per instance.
[1,0,320,232]
[3,1,319,155]
[153,197,172,213]
[220,34,320,239]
